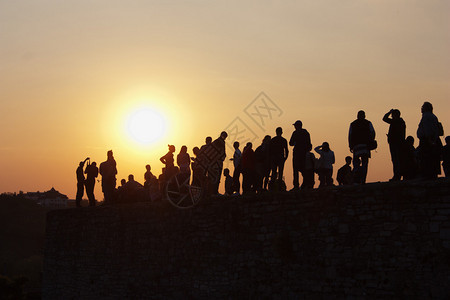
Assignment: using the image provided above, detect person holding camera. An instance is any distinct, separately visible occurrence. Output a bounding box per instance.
[382,109,406,181]
[85,159,98,206]
[76,157,89,207]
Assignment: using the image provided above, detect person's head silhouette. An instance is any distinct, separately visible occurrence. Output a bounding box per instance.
[422,101,433,113]
[276,127,283,136]
[293,120,302,130]
[405,135,415,147]
[345,156,352,165]
[233,141,240,149]
[392,109,401,119]
[220,131,228,140]
[205,136,212,145]
[193,146,200,156]
[146,164,151,171]
[357,110,366,120]
[168,145,175,153]
[180,145,187,153]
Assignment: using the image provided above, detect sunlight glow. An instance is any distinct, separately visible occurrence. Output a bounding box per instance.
[126,108,167,145]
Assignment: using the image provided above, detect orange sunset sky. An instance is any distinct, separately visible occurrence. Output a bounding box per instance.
[1,1,449,200]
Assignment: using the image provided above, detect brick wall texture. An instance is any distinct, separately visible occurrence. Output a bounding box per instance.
[43,178,450,299]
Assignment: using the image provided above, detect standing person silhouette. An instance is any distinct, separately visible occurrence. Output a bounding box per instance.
[160,145,176,179]
[417,101,443,179]
[289,120,312,190]
[270,127,289,190]
[99,150,117,205]
[230,141,242,194]
[76,157,89,207]
[383,109,406,181]
[144,164,154,188]
[200,136,212,152]
[241,142,256,194]
[84,160,98,206]
[348,110,376,184]
[314,142,335,187]
[177,145,191,184]
[254,135,271,192]
[191,146,201,186]
[210,131,227,194]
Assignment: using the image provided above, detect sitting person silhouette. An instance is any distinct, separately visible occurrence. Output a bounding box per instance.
[337,156,353,185]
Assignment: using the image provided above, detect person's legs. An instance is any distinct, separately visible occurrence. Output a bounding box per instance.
[292,156,299,189]
[278,161,285,182]
[232,165,241,194]
[293,169,299,189]
[360,155,369,184]
[103,183,115,205]
[85,182,96,206]
[444,163,450,178]
[389,143,402,180]
[76,182,84,207]
[324,168,333,186]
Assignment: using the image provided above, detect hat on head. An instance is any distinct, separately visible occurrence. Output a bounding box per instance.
[293,120,302,127]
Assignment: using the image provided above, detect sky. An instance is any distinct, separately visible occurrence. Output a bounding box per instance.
[0,0,449,200]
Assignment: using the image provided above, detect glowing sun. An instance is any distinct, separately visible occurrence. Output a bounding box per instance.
[126,108,167,145]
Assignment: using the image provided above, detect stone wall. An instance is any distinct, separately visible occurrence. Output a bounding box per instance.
[43,179,450,299]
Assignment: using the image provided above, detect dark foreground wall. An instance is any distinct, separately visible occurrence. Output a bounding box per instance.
[43,179,450,299]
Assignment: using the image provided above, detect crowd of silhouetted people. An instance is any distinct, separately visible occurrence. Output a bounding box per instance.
[75,101,449,207]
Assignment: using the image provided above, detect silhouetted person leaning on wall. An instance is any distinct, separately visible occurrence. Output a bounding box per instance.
[289,120,312,190]
[417,101,443,180]
[99,150,117,205]
[76,157,89,207]
[348,110,376,184]
[383,109,406,181]
[337,156,353,185]
[84,160,98,206]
